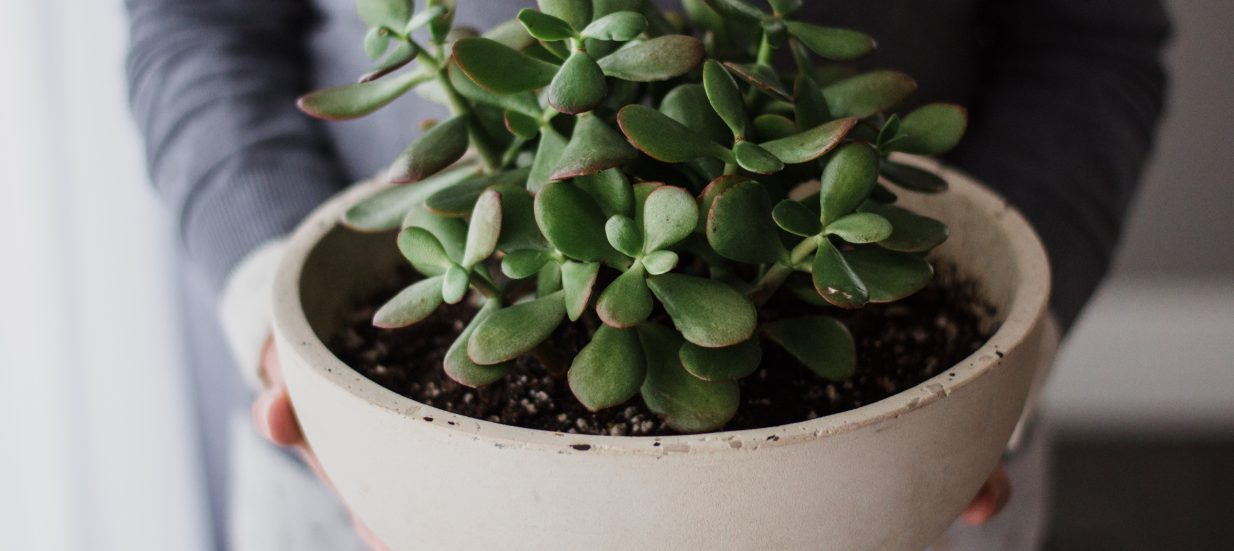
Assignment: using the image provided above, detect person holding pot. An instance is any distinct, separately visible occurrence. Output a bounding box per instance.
[124,0,1170,549]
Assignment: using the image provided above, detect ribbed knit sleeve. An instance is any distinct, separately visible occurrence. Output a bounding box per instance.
[125,0,345,294]
[952,0,1171,330]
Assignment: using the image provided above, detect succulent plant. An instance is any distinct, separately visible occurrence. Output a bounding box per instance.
[299,0,967,433]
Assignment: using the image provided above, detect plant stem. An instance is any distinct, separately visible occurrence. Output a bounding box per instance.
[419,44,503,172]
[749,236,820,306]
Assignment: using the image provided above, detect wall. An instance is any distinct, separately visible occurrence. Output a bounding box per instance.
[1043,0,1234,434]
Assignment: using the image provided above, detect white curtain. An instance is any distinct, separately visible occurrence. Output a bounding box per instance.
[0,1,210,549]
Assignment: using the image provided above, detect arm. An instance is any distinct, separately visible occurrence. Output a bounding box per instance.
[125,0,345,295]
[952,0,1171,331]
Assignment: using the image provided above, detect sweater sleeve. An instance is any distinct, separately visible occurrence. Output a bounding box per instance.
[125,0,345,295]
[951,0,1171,331]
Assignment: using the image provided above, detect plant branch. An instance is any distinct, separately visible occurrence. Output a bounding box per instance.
[749,235,820,306]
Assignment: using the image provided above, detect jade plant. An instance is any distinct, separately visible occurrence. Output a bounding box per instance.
[298,0,965,433]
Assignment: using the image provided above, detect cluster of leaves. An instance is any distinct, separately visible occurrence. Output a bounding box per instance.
[298,0,966,433]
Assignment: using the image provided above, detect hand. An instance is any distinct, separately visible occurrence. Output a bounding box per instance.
[960,466,1011,526]
[251,336,391,551]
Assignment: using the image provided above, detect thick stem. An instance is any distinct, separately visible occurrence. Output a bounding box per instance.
[749,236,820,306]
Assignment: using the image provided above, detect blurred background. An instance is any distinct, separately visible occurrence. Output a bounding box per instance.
[0,0,1230,549]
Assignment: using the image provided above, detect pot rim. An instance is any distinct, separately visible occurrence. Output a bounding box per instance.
[272,157,1051,455]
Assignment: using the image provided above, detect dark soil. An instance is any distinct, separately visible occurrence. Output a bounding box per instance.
[330,268,995,436]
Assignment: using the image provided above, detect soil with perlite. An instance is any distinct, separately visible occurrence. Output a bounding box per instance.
[330,267,995,436]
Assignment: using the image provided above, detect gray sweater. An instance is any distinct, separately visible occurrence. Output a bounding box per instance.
[125,0,1168,546]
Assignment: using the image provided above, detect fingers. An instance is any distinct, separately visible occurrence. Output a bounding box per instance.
[252,384,304,448]
[960,466,1011,526]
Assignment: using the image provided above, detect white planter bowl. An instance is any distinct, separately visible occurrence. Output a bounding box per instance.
[272,160,1054,551]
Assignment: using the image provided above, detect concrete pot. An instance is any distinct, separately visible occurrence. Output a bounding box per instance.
[272,159,1054,551]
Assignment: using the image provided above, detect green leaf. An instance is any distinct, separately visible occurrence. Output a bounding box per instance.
[517,8,576,41]
[617,105,733,163]
[342,164,479,232]
[569,326,647,411]
[598,36,705,82]
[638,323,740,433]
[820,142,879,224]
[660,84,732,146]
[642,186,698,252]
[723,62,791,102]
[360,42,419,84]
[387,115,470,183]
[733,140,785,174]
[794,72,830,129]
[860,202,949,253]
[561,260,600,321]
[869,183,899,204]
[812,238,868,308]
[550,113,637,180]
[580,11,647,41]
[892,103,968,155]
[482,17,537,50]
[442,263,470,304]
[605,214,642,258]
[492,184,546,251]
[447,62,541,117]
[880,159,948,193]
[537,260,563,296]
[701,0,762,21]
[706,180,787,264]
[527,126,568,193]
[402,207,467,260]
[575,169,634,217]
[538,0,592,30]
[468,291,566,365]
[696,175,743,232]
[425,167,530,217]
[363,27,391,60]
[760,117,857,165]
[752,114,796,142]
[503,109,541,139]
[398,227,454,276]
[372,276,444,329]
[679,338,761,381]
[768,0,802,15]
[502,249,553,279]
[876,114,902,151]
[647,274,756,348]
[535,39,571,62]
[763,316,855,381]
[535,180,617,262]
[297,70,429,120]
[703,60,746,138]
[593,0,642,18]
[444,300,512,387]
[452,38,560,93]
[785,22,876,61]
[462,190,502,266]
[423,0,456,44]
[596,263,653,328]
[548,50,607,114]
[356,0,412,30]
[825,212,892,244]
[641,250,678,275]
[823,70,917,119]
[405,4,446,34]
[845,247,933,303]
[772,199,822,237]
